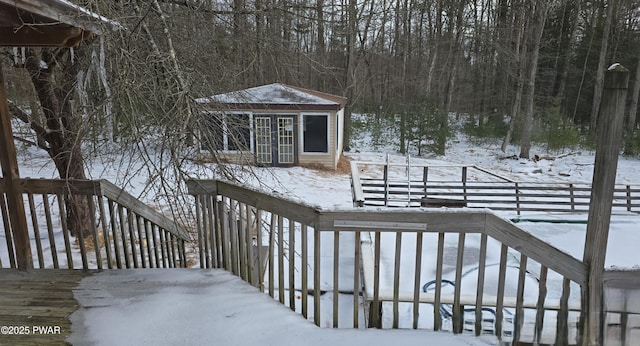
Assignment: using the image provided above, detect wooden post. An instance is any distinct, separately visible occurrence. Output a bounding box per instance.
[583,64,629,345]
[0,64,32,270]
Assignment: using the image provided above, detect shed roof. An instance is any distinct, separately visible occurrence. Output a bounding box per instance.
[197,83,346,111]
[0,0,120,47]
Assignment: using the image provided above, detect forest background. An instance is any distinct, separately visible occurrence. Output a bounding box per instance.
[2,0,640,235]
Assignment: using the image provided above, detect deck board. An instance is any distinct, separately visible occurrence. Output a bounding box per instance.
[0,269,92,345]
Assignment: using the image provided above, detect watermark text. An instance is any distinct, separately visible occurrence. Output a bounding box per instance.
[1,325,61,335]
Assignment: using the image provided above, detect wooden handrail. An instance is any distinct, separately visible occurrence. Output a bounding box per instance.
[187,179,319,225]
[188,179,587,292]
[0,177,102,195]
[0,178,189,241]
[1,178,189,269]
[485,213,587,286]
[99,180,189,240]
[316,210,587,286]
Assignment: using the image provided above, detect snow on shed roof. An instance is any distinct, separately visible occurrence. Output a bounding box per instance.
[196,83,346,111]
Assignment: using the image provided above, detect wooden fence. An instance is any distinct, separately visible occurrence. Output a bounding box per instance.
[350,160,640,213]
[188,179,593,344]
[0,178,189,269]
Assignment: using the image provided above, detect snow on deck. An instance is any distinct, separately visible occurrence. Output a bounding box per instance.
[68,269,497,345]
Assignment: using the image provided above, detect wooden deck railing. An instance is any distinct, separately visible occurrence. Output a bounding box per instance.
[187,179,595,344]
[350,160,640,213]
[0,178,189,269]
[602,271,640,345]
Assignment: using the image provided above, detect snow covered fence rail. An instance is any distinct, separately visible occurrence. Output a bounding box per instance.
[187,179,593,344]
[351,161,640,214]
[0,178,188,269]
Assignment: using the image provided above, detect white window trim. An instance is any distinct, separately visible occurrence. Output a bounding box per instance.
[336,109,344,156]
[225,112,254,153]
[300,112,331,155]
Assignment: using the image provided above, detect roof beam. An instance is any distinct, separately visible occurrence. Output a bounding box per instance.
[0,0,118,34]
[0,26,90,47]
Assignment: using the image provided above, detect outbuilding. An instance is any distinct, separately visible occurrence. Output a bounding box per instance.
[196,83,347,170]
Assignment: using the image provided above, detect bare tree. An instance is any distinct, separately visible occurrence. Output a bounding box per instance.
[552,0,582,102]
[343,0,358,152]
[589,0,614,131]
[10,47,93,237]
[438,0,467,155]
[501,1,527,152]
[628,47,640,132]
[519,0,550,159]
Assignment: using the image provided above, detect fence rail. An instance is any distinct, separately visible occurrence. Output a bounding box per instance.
[351,161,640,214]
[188,179,608,344]
[0,178,189,269]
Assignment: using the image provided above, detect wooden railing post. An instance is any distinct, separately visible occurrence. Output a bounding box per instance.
[583,64,629,346]
[514,182,521,215]
[349,161,365,207]
[462,166,468,204]
[0,64,32,270]
[383,161,389,207]
[422,166,429,198]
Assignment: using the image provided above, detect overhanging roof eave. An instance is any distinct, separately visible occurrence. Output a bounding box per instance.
[0,0,121,36]
[200,103,344,112]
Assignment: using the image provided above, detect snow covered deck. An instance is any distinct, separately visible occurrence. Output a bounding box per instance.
[0,269,497,345]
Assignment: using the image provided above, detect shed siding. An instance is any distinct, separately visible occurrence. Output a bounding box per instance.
[298,154,336,169]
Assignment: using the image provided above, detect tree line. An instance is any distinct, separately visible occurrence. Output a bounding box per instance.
[129,0,638,158]
[7,0,640,156]
[2,0,639,236]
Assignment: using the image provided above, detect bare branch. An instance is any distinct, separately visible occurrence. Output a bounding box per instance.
[12,135,40,148]
[156,0,321,16]
[7,100,51,152]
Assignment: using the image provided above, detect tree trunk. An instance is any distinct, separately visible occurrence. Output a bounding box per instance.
[24,48,92,238]
[426,0,442,94]
[343,0,358,152]
[501,1,527,152]
[438,0,467,155]
[519,1,549,159]
[553,0,581,102]
[589,0,614,131]
[501,53,526,152]
[254,0,265,83]
[626,47,640,132]
[571,4,598,122]
[316,0,326,90]
[492,0,509,113]
[442,0,466,115]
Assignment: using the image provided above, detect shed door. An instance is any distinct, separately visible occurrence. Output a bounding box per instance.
[255,115,297,166]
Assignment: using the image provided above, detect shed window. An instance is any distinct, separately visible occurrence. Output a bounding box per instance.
[201,115,224,151]
[303,114,328,153]
[201,113,251,151]
[226,114,251,151]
